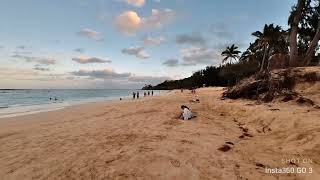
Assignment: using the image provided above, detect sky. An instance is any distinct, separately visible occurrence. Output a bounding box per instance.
[0,0,295,89]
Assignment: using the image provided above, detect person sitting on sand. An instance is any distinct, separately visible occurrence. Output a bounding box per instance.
[180,105,193,120]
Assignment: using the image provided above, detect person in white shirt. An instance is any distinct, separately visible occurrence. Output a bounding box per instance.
[180,105,193,120]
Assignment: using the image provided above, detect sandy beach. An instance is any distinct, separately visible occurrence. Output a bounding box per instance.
[0,87,319,180]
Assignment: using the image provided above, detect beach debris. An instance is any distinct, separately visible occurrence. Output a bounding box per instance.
[218,144,232,152]
[296,97,315,106]
[190,98,200,103]
[282,92,297,102]
[289,161,299,167]
[255,163,265,168]
[269,108,280,111]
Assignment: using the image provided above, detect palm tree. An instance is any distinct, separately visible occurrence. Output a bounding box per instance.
[252,24,285,71]
[288,0,320,66]
[221,44,241,65]
[288,0,306,66]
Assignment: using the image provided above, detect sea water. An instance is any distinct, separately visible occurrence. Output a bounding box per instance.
[0,89,167,118]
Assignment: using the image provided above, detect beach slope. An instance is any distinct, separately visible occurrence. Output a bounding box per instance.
[0,87,319,180]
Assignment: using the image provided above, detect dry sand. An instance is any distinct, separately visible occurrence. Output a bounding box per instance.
[0,87,319,180]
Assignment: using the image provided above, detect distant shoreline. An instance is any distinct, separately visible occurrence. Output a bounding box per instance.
[0,89,170,119]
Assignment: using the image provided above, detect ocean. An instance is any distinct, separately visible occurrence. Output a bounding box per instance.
[0,89,167,118]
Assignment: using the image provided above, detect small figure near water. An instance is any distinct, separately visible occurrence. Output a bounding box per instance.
[144,92,146,97]
[148,91,150,96]
[151,90,154,96]
[133,92,136,99]
[49,97,58,101]
[137,91,139,99]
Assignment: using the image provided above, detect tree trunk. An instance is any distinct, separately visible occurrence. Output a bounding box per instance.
[289,0,305,66]
[260,45,268,72]
[304,23,320,65]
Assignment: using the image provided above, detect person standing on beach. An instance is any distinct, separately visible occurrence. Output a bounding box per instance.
[137,91,139,99]
[148,91,150,96]
[133,92,136,99]
[151,90,153,96]
[144,92,146,97]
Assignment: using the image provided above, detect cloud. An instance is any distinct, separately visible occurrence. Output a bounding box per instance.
[12,54,56,65]
[128,75,170,84]
[180,47,220,66]
[115,11,141,35]
[0,68,39,77]
[72,68,132,79]
[176,33,206,46]
[74,48,85,53]
[12,51,32,55]
[33,65,50,71]
[115,9,176,35]
[121,0,145,7]
[72,56,112,64]
[16,45,26,49]
[77,28,103,41]
[142,9,176,28]
[71,68,170,85]
[209,22,233,39]
[143,36,165,46]
[162,59,179,67]
[122,46,150,59]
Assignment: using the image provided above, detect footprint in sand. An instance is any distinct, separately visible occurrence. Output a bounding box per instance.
[239,132,253,139]
[170,159,181,167]
[163,120,182,126]
[180,139,193,145]
[138,146,154,153]
[218,144,233,152]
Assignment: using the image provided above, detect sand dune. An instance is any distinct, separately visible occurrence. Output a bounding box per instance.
[0,87,319,180]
